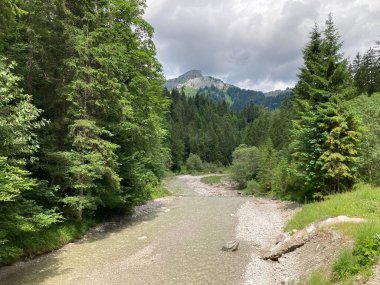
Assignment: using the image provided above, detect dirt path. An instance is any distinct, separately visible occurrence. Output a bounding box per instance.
[0,175,346,285]
[366,264,380,284]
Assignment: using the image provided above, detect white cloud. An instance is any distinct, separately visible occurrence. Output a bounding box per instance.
[145,0,380,91]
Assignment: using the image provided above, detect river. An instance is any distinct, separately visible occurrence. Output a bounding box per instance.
[0,175,254,285]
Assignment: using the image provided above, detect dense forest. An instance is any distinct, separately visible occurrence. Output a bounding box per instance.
[0,0,169,263]
[166,88,292,171]
[230,17,380,200]
[1,0,380,269]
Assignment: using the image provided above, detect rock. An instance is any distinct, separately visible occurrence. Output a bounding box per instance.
[281,277,290,285]
[275,233,289,245]
[90,222,119,234]
[230,213,236,217]
[164,209,170,213]
[262,215,366,261]
[262,228,315,261]
[222,240,239,252]
[138,236,148,240]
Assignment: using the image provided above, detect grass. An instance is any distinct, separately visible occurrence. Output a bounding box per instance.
[3,218,97,265]
[286,184,380,231]
[287,184,380,284]
[182,86,198,97]
[150,184,172,199]
[200,175,223,185]
[3,180,173,266]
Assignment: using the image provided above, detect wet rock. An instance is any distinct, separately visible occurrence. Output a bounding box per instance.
[91,222,119,233]
[222,240,239,252]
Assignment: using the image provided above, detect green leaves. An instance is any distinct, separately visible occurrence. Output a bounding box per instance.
[291,16,362,195]
[0,58,60,263]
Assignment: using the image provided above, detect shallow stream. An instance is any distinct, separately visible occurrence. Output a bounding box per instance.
[0,176,253,285]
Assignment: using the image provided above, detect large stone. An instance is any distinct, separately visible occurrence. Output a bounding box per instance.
[222,240,239,252]
[262,216,366,261]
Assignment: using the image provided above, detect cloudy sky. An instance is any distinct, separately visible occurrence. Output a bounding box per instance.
[145,0,380,91]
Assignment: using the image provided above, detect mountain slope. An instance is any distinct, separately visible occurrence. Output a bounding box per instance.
[165,70,292,110]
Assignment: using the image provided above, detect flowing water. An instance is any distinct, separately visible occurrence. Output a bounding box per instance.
[0,176,253,285]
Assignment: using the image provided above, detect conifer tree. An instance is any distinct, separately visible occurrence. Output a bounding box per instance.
[291,15,361,195]
[0,58,60,262]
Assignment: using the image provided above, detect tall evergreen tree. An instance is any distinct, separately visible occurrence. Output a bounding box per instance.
[0,57,60,262]
[291,15,361,196]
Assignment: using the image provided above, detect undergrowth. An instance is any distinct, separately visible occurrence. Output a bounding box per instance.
[2,218,97,266]
[200,175,223,185]
[288,184,380,284]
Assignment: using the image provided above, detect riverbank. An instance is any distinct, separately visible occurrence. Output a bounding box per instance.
[2,175,379,284]
[0,182,172,267]
[287,184,380,284]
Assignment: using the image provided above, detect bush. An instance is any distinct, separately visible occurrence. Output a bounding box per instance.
[202,161,220,173]
[229,145,261,188]
[243,179,263,196]
[201,175,222,185]
[186,153,204,173]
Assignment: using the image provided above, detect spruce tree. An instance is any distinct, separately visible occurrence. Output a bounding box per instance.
[0,58,60,262]
[291,15,361,196]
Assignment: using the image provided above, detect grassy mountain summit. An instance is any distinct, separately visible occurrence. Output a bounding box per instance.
[165,70,292,110]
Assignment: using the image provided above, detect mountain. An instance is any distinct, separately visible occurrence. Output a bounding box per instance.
[165,70,292,111]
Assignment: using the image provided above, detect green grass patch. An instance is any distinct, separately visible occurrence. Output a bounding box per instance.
[2,218,97,265]
[182,86,198,97]
[150,184,172,199]
[302,272,333,285]
[200,175,223,185]
[288,184,380,284]
[286,184,380,231]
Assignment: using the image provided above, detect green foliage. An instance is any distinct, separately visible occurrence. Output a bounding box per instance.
[229,143,293,196]
[186,154,204,173]
[229,145,261,188]
[288,184,380,284]
[2,218,97,265]
[200,175,222,185]
[242,179,262,196]
[287,184,380,230]
[352,48,380,96]
[0,57,60,264]
[0,0,170,264]
[168,90,241,170]
[303,272,333,285]
[149,185,172,200]
[332,225,380,283]
[347,93,380,185]
[291,16,362,196]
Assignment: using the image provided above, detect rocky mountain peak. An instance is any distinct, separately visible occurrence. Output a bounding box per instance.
[165,70,229,91]
[165,70,203,90]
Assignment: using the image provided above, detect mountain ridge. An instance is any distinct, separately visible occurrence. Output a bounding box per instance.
[165,70,292,110]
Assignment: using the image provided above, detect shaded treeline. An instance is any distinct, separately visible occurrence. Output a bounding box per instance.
[0,0,168,263]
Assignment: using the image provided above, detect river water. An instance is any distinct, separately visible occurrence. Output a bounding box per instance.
[0,176,253,285]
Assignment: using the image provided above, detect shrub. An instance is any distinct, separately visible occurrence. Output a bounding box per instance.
[229,145,261,188]
[186,153,204,173]
[243,179,263,196]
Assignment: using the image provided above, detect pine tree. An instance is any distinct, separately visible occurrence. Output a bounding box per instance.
[291,15,361,196]
[0,57,60,262]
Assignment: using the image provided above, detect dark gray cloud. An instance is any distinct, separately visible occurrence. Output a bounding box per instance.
[145,0,380,91]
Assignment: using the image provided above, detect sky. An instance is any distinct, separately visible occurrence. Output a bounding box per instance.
[144,0,380,92]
